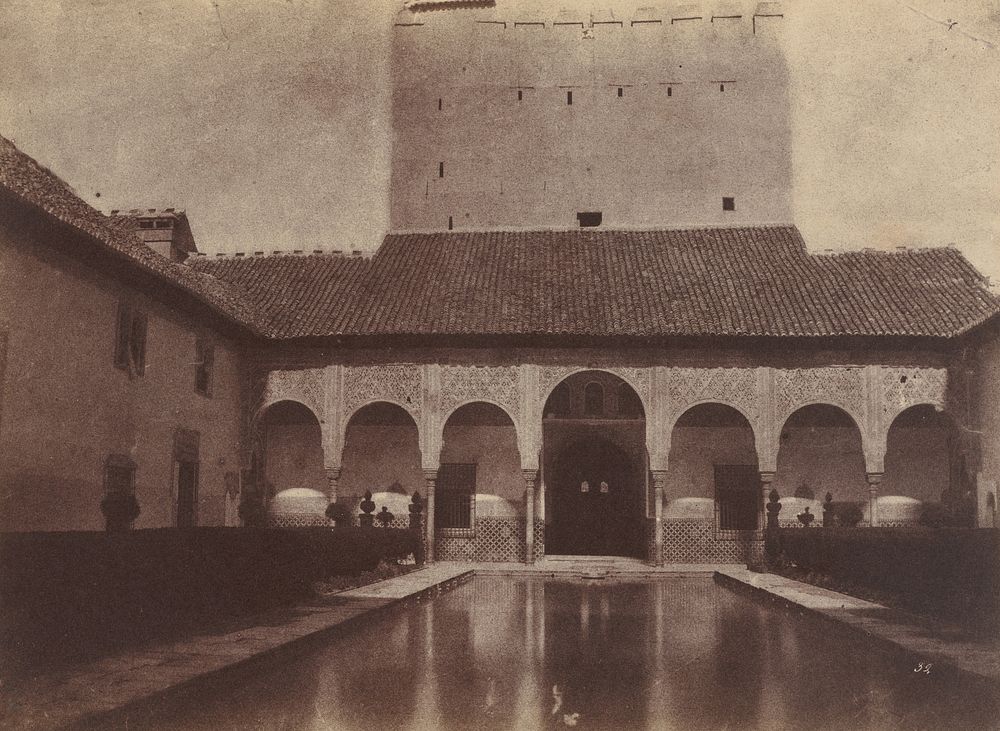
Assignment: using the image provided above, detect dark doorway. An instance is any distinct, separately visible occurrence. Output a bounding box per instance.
[548,437,644,557]
[176,460,199,528]
[715,465,759,530]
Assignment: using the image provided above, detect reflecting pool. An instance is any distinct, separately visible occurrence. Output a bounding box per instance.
[137,577,997,730]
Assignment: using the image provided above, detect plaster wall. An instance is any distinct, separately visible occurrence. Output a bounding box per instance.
[339,424,424,505]
[882,425,950,503]
[440,424,523,503]
[665,426,757,500]
[774,427,868,503]
[263,422,326,495]
[974,329,1000,526]
[390,0,790,231]
[0,219,243,532]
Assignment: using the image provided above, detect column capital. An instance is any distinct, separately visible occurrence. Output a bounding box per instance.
[324,466,342,480]
[759,471,776,484]
[522,468,539,487]
[422,468,439,483]
[650,469,668,487]
[866,471,884,487]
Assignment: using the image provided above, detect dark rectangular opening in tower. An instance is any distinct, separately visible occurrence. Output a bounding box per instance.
[577,211,602,227]
[722,197,735,211]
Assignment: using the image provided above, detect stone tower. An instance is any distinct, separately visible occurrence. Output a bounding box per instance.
[389,0,790,232]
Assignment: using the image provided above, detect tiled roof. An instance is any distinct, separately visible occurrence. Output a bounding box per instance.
[0,136,265,335]
[190,228,1000,340]
[5,134,995,342]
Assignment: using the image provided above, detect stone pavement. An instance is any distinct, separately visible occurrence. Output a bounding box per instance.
[0,564,471,731]
[715,567,1000,686]
[473,556,739,578]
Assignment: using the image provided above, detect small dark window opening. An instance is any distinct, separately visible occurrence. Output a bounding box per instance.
[667,86,672,97]
[448,216,453,230]
[577,211,602,228]
[439,162,444,178]
[722,197,735,211]
[617,87,623,97]
[720,83,725,92]
[438,97,442,110]
[517,89,523,101]
[138,220,155,229]
[194,338,214,396]
[104,455,136,495]
[567,90,573,105]
[115,299,147,377]
[154,219,172,229]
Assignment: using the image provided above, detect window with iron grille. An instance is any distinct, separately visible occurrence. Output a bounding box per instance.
[436,463,476,534]
[114,298,147,377]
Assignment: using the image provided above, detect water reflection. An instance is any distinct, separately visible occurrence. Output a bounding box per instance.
[140,577,998,731]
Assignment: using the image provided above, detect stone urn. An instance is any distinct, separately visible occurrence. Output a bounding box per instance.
[359,490,376,528]
[797,506,815,527]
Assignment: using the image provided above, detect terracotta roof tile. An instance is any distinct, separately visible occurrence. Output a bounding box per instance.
[0,136,266,335]
[6,135,995,342]
[190,228,999,340]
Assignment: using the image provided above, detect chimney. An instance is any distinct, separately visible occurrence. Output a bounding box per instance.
[110,208,199,262]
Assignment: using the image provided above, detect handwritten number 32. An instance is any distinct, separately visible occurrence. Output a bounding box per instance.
[914,662,932,674]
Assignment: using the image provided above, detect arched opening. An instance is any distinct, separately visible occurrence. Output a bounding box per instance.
[258,400,326,526]
[260,400,325,495]
[883,405,973,526]
[542,370,646,557]
[438,403,522,547]
[340,402,422,519]
[775,404,867,524]
[666,403,759,530]
[583,382,605,416]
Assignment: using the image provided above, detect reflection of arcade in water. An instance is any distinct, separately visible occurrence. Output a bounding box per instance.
[542,371,647,558]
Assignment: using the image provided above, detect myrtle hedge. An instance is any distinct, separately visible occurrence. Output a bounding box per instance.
[779,527,998,629]
[0,526,417,677]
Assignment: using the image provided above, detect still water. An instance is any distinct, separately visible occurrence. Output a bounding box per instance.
[137,577,996,731]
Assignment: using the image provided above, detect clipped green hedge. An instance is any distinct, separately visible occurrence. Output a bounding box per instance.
[0,526,417,677]
[779,527,998,628]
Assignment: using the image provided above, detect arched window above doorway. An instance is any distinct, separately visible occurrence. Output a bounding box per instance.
[616,382,643,418]
[584,381,604,416]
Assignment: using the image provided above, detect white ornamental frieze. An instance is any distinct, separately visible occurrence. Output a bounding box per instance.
[440,366,521,423]
[773,367,866,426]
[261,368,326,421]
[880,367,947,424]
[342,364,422,420]
[664,367,759,422]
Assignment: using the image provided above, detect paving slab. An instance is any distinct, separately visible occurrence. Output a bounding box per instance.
[0,564,471,731]
[715,567,1000,686]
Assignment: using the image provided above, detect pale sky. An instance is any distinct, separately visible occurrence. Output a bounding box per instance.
[1,0,998,282]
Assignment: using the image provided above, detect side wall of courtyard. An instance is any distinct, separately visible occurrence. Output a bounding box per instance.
[0,203,246,531]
